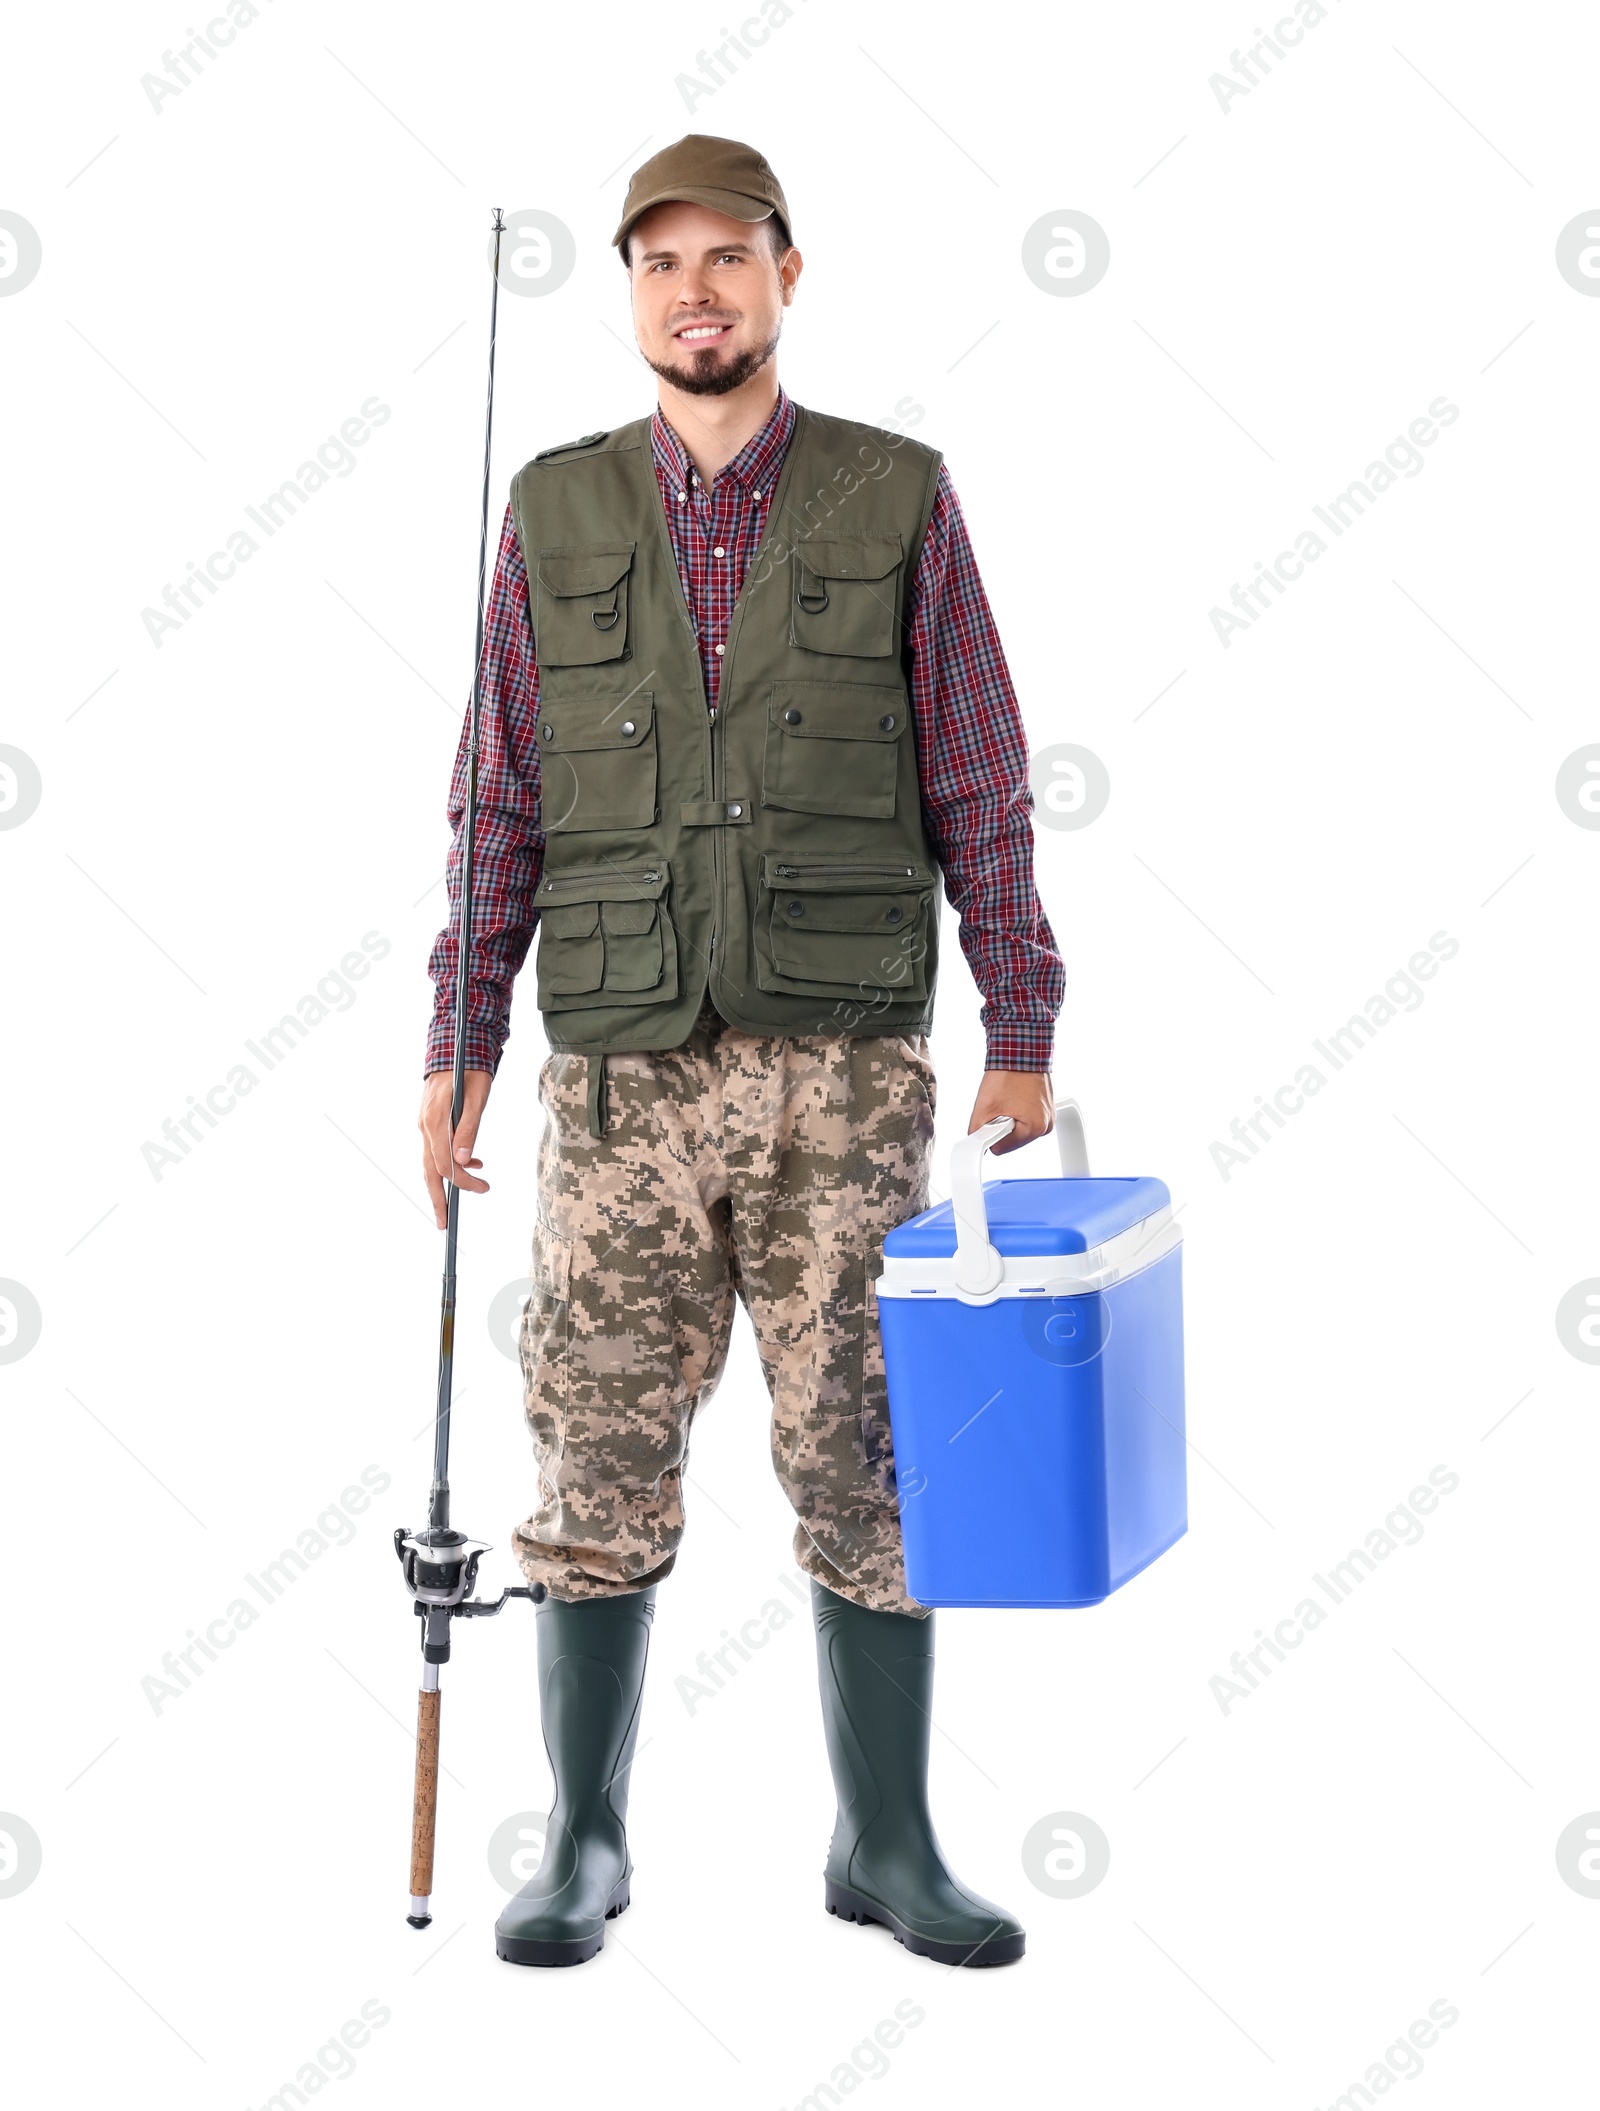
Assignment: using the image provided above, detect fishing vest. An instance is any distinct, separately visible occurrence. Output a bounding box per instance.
[510,404,945,1054]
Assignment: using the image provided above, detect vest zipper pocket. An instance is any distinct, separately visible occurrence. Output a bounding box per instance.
[772,862,916,880]
[541,865,662,888]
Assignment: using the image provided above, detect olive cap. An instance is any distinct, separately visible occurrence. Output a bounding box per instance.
[612,133,792,252]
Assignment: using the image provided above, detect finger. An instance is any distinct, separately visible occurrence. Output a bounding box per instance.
[422,1150,447,1227]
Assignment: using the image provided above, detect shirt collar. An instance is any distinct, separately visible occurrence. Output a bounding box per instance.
[652,386,795,500]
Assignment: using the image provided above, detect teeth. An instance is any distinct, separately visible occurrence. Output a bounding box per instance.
[679,326,727,340]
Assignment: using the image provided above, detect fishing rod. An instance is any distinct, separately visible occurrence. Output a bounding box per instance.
[394,206,543,1932]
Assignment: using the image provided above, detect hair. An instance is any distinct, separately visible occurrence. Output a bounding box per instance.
[620,212,792,270]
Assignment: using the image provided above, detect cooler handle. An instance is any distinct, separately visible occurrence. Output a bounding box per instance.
[949,1101,1091,1297]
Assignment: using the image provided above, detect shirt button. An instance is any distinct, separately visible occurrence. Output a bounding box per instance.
[714,643,725,655]
[677,491,687,503]
[753,488,763,500]
[713,546,725,557]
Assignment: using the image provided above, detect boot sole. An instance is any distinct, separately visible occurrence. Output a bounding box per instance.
[495,1877,631,1968]
[824,1878,1024,1968]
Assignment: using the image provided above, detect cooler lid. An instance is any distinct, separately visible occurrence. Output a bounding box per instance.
[884,1174,1171,1259]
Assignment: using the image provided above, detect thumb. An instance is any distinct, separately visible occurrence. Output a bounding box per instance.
[450,1100,482,1160]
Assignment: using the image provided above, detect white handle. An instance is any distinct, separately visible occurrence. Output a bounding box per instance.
[1054,1099,1089,1178]
[948,1101,1091,1297]
[950,1116,1014,1295]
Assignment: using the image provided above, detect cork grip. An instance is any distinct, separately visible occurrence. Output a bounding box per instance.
[410,1686,441,1898]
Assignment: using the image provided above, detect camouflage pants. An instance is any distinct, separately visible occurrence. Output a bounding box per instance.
[512,1001,936,1616]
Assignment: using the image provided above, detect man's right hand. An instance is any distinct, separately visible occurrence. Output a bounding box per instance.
[419,1068,494,1229]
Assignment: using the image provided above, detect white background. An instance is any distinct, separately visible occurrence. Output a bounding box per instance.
[3,1,1598,2103]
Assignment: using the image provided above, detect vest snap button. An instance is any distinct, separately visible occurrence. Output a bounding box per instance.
[541,724,553,740]
[621,720,636,736]
[783,708,802,725]
[879,714,896,731]
[885,906,903,923]
[786,900,804,918]
[729,802,742,817]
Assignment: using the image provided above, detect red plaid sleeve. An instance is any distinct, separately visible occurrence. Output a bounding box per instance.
[905,466,1065,1072]
[423,504,543,1076]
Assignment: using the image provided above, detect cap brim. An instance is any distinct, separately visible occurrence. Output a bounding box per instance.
[612,184,777,248]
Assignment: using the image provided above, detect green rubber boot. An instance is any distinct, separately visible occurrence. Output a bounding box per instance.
[812,1580,1025,1967]
[495,1586,655,1967]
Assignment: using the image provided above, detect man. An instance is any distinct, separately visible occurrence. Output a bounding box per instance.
[419,135,1064,1970]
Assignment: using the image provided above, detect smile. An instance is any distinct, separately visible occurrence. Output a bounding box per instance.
[676,324,733,343]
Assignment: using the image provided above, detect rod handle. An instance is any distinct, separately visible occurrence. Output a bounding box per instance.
[408,1685,441,1924]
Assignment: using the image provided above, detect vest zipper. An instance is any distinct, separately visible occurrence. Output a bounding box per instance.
[772,862,917,879]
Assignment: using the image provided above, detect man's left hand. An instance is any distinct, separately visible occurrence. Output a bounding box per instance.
[968,1071,1054,1155]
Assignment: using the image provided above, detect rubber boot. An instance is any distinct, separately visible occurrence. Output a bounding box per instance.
[495,1585,655,1967]
[812,1580,1025,1967]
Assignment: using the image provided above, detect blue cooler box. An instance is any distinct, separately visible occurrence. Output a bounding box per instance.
[875,1104,1186,1609]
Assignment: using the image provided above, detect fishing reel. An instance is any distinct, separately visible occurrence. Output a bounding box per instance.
[394,1526,545,1665]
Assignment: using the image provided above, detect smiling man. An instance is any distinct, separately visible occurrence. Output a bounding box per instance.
[420,135,1064,1971]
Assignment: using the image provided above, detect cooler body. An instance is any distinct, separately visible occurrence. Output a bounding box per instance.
[875,1149,1188,1609]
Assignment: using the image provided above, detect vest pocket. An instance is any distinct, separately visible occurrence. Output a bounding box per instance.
[540,694,657,833]
[534,543,635,667]
[762,682,907,819]
[789,535,903,658]
[754,855,934,1004]
[534,862,679,1013]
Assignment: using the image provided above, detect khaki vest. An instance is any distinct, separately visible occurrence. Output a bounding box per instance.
[510,404,944,1053]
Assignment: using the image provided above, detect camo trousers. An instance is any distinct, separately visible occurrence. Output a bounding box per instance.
[511,1001,936,1616]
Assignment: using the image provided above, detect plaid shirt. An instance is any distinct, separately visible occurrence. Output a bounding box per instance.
[425,388,1063,1075]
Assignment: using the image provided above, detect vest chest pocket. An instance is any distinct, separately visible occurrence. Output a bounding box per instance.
[534,544,635,667]
[540,695,657,833]
[534,863,679,1013]
[762,682,907,820]
[755,855,935,1003]
[790,535,902,658]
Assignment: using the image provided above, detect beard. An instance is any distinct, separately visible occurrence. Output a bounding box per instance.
[644,322,781,397]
